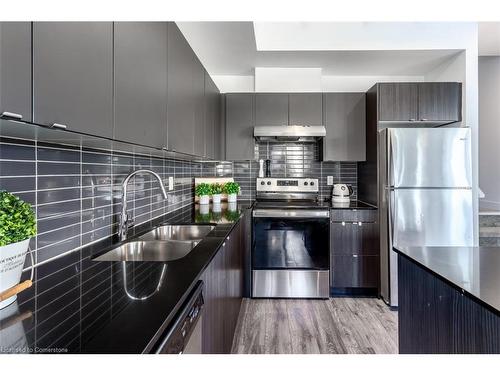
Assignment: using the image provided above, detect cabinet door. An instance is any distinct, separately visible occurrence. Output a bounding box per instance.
[114,22,167,148]
[255,93,288,126]
[33,22,113,137]
[204,72,219,159]
[0,22,32,121]
[193,58,205,157]
[418,82,462,122]
[289,93,323,125]
[214,92,224,160]
[167,23,194,154]
[378,83,418,122]
[225,93,255,160]
[330,222,379,256]
[331,255,379,288]
[323,93,366,161]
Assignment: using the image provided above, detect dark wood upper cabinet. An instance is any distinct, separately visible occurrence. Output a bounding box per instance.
[0,22,32,121]
[225,93,255,160]
[378,83,418,122]
[193,57,206,157]
[33,22,114,137]
[288,93,323,125]
[418,82,462,122]
[204,72,220,159]
[113,22,167,148]
[323,93,366,161]
[255,93,288,126]
[167,22,195,155]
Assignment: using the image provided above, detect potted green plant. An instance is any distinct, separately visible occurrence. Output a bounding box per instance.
[0,191,36,309]
[211,183,224,204]
[195,183,212,205]
[223,182,240,203]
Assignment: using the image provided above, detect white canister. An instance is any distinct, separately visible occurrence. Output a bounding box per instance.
[227,193,237,203]
[0,239,30,309]
[199,204,210,215]
[199,195,210,205]
[212,194,221,204]
[228,202,237,212]
[212,202,222,213]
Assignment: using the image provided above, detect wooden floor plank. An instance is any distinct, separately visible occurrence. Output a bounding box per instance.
[232,297,398,354]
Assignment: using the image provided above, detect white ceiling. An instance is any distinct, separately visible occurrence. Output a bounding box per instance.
[177,22,463,77]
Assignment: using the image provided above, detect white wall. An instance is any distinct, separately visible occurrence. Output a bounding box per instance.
[321,75,424,92]
[478,56,500,211]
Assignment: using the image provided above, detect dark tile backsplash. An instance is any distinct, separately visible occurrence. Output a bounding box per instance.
[0,137,357,271]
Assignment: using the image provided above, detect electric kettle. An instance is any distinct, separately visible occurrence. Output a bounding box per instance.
[332,184,353,203]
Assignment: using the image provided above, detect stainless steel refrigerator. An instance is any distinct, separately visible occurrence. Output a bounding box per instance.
[379,127,473,307]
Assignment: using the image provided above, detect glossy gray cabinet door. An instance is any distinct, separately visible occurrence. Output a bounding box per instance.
[114,22,167,148]
[0,22,32,121]
[33,22,113,137]
[418,82,462,122]
[193,58,205,156]
[289,93,323,125]
[378,83,418,122]
[204,72,219,159]
[167,23,194,155]
[323,93,366,161]
[225,93,255,161]
[255,93,288,126]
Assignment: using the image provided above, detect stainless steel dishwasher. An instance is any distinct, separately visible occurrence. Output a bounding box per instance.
[155,281,204,354]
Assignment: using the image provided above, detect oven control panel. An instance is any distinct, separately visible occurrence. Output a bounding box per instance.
[256,178,319,192]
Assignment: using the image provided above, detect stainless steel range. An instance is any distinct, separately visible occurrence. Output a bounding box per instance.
[252,178,330,299]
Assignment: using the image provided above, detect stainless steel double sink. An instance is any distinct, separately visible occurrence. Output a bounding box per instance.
[93,225,215,262]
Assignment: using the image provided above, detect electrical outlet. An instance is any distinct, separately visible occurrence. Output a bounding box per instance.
[168,176,174,191]
[327,176,334,186]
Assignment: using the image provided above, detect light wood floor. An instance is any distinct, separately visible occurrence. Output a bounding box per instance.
[231,298,398,354]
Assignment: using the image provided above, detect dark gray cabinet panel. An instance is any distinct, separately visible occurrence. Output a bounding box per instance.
[215,92,224,160]
[331,255,379,289]
[193,58,205,156]
[114,22,167,148]
[289,93,323,125]
[255,93,288,126]
[0,22,32,121]
[330,222,379,256]
[167,23,194,154]
[204,72,219,159]
[323,93,366,161]
[225,93,255,160]
[418,82,462,122]
[378,83,418,122]
[33,22,113,137]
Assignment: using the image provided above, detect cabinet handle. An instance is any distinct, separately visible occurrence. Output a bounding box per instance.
[342,221,346,226]
[1,111,23,119]
[353,254,358,258]
[409,118,416,122]
[358,221,362,226]
[51,123,68,130]
[420,118,428,121]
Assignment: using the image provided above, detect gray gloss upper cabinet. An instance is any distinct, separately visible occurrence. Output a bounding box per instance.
[418,82,462,122]
[225,94,255,161]
[204,72,219,159]
[289,93,323,125]
[0,22,32,121]
[193,58,205,157]
[167,23,195,155]
[323,93,366,161]
[377,83,418,122]
[33,22,113,137]
[113,22,167,148]
[255,93,288,126]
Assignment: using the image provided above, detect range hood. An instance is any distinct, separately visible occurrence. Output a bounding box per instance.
[254,125,326,142]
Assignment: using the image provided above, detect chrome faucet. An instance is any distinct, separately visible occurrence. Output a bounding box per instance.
[119,169,168,241]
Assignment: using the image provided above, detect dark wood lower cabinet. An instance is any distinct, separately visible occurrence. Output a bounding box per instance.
[200,218,245,353]
[398,254,500,354]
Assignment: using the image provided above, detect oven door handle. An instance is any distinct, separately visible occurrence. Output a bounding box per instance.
[253,209,330,218]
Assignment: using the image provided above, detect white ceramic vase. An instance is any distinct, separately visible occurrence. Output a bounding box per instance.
[199,195,210,205]
[0,239,30,309]
[212,194,221,204]
[227,193,237,203]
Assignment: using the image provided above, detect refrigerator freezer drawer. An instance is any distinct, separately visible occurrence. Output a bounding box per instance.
[392,188,474,247]
[389,127,472,188]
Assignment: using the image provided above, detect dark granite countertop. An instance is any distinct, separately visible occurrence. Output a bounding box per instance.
[394,246,500,315]
[328,200,377,210]
[0,200,254,354]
